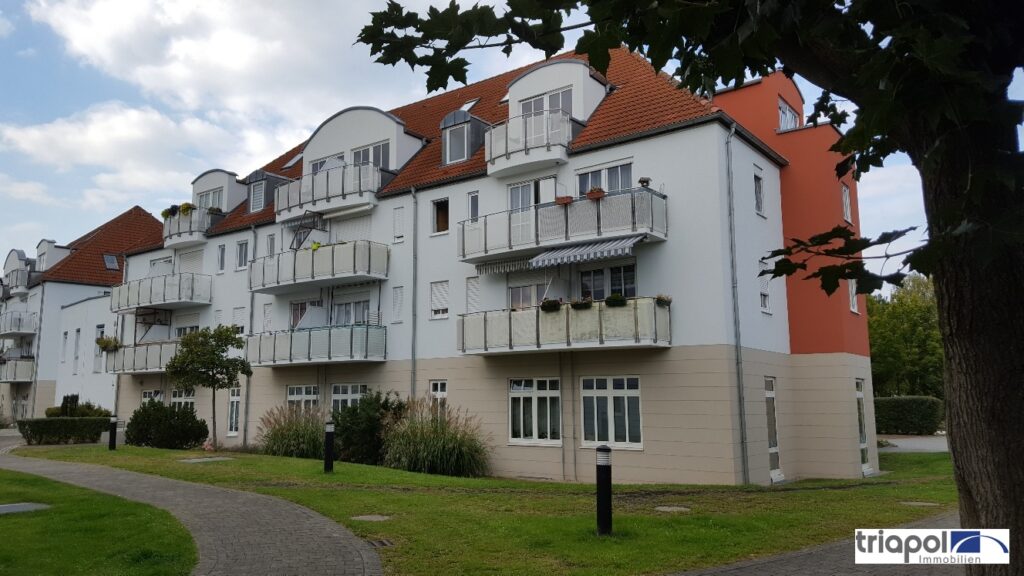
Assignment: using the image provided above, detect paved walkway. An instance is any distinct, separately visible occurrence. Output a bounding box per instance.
[879,434,948,453]
[673,512,963,576]
[0,453,381,576]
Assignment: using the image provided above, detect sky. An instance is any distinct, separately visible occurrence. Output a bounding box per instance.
[0,1,1019,288]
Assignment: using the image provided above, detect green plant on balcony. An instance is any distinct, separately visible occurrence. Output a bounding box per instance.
[207,206,224,215]
[540,298,562,313]
[179,202,197,216]
[655,294,673,308]
[570,297,593,310]
[586,186,606,200]
[310,241,322,252]
[161,204,180,219]
[605,293,628,307]
[95,336,122,353]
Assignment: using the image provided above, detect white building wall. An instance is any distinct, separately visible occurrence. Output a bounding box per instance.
[56,294,117,408]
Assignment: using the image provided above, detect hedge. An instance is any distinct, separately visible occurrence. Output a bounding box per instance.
[17,417,109,445]
[874,395,944,435]
[125,402,208,450]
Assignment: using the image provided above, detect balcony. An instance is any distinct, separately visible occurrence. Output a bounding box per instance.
[111,273,213,313]
[163,207,222,248]
[3,269,34,297]
[105,342,179,374]
[485,110,581,177]
[274,163,394,222]
[249,240,389,294]
[246,325,386,367]
[0,311,37,337]
[458,297,671,355]
[457,188,668,263]
[0,358,34,382]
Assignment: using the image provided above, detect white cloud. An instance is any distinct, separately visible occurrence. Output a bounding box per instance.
[0,172,62,206]
[16,47,37,58]
[0,10,14,38]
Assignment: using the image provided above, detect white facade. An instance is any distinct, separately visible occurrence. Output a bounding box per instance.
[56,294,117,408]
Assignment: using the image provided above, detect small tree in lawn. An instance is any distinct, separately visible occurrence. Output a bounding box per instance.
[165,326,252,449]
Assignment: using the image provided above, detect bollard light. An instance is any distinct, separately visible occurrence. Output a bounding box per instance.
[596,445,612,535]
[108,416,118,451]
[324,421,335,473]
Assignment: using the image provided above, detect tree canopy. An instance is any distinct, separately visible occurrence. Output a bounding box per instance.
[867,274,944,398]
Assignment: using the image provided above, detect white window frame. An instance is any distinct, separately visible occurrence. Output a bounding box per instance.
[72,328,80,375]
[235,240,249,271]
[352,141,390,170]
[142,389,164,403]
[849,279,859,313]
[842,183,852,223]
[432,198,449,234]
[445,124,469,164]
[578,261,637,300]
[196,187,222,210]
[266,234,275,257]
[93,324,105,373]
[429,380,448,410]
[429,280,449,320]
[392,286,404,324]
[216,244,226,273]
[759,261,772,314]
[227,387,241,436]
[289,299,323,329]
[856,378,872,475]
[170,388,196,410]
[580,376,643,449]
[576,162,632,196]
[467,191,479,222]
[508,378,562,446]
[754,173,765,215]
[331,384,368,412]
[779,98,799,131]
[765,376,784,483]
[287,385,319,410]
[392,206,405,243]
[61,331,68,363]
[174,325,199,339]
[250,181,266,212]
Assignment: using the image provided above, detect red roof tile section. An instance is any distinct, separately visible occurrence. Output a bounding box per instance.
[259,141,306,181]
[206,201,276,237]
[379,48,714,194]
[40,206,162,287]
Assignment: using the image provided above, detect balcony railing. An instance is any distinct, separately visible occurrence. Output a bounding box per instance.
[459,297,671,354]
[0,311,37,336]
[0,358,34,382]
[457,188,668,261]
[246,325,386,366]
[274,163,394,215]
[249,240,389,293]
[111,273,213,313]
[486,109,574,162]
[3,269,36,294]
[106,342,179,374]
[163,208,218,240]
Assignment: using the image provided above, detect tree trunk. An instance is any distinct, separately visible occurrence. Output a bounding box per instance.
[211,388,217,449]
[913,121,1024,575]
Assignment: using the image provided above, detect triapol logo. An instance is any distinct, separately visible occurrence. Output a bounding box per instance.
[855,529,1010,565]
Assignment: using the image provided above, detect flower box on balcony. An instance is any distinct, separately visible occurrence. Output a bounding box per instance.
[540,299,563,313]
[586,187,606,200]
[605,293,628,307]
[555,195,574,206]
[570,297,593,310]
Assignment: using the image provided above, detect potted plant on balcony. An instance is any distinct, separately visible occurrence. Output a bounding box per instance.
[95,336,122,353]
[570,297,593,310]
[555,195,574,206]
[161,204,179,219]
[310,241,322,252]
[179,202,196,216]
[655,294,673,308]
[540,298,562,313]
[586,186,606,200]
[207,206,223,215]
[605,292,628,307]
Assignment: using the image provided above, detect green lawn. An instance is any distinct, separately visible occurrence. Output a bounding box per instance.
[17,446,957,576]
[0,468,196,576]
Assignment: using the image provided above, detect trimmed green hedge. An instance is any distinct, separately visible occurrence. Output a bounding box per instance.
[125,402,208,450]
[17,417,109,445]
[874,396,944,435]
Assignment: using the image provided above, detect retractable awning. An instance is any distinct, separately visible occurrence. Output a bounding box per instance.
[475,258,532,275]
[529,235,644,269]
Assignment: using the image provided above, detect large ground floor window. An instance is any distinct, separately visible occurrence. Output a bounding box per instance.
[509,378,561,444]
[227,387,241,436]
[581,376,642,447]
[332,384,368,411]
[170,389,195,410]
[287,385,319,409]
[856,378,872,475]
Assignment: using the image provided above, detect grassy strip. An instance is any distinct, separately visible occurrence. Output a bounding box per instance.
[0,468,196,576]
[18,446,956,575]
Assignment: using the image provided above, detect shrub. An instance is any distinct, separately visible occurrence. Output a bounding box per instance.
[125,402,208,449]
[46,399,112,418]
[333,391,406,464]
[570,297,593,310]
[383,398,489,477]
[874,395,944,435]
[258,406,327,459]
[604,293,627,307]
[17,418,108,445]
[539,299,562,313]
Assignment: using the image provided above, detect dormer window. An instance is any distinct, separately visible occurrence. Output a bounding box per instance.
[353,142,390,170]
[779,98,799,131]
[310,159,327,174]
[445,124,469,164]
[196,187,223,210]
[250,181,266,212]
[522,87,573,118]
[311,153,344,175]
[103,254,119,271]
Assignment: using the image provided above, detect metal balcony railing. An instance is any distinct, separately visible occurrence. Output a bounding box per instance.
[0,358,35,382]
[459,297,671,353]
[274,163,393,214]
[163,208,217,240]
[485,109,574,162]
[0,311,37,335]
[249,240,389,291]
[110,273,213,313]
[246,324,386,366]
[457,188,668,259]
[105,342,179,374]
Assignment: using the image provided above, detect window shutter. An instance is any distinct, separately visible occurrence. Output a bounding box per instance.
[334,215,371,243]
[250,182,265,212]
[176,313,200,328]
[393,207,404,241]
[178,250,203,274]
[430,281,449,314]
[232,307,247,332]
[759,261,771,312]
[214,309,223,327]
[392,286,404,322]
[466,277,481,313]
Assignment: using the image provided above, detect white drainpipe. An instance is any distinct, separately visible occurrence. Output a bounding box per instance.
[725,122,750,484]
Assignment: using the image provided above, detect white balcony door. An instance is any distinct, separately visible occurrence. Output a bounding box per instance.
[332,300,370,326]
[263,303,273,332]
[149,257,172,277]
[520,96,546,148]
[509,182,534,246]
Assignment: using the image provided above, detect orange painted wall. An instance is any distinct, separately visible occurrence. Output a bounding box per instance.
[715,74,869,356]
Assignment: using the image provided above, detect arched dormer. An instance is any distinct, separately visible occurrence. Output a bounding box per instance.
[302,106,421,178]
[506,59,608,124]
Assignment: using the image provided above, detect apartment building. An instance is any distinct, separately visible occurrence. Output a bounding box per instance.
[108,48,876,485]
[0,207,163,421]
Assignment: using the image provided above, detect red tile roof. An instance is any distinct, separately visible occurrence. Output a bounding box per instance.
[206,200,276,237]
[40,206,162,287]
[377,48,715,195]
[259,141,305,181]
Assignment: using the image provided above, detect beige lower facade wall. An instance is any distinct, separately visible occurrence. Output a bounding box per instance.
[30,380,56,419]
[114,345,876,485]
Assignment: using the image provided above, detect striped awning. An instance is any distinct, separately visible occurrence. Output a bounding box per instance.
[529,236,644,269]
[475,257,532,275]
